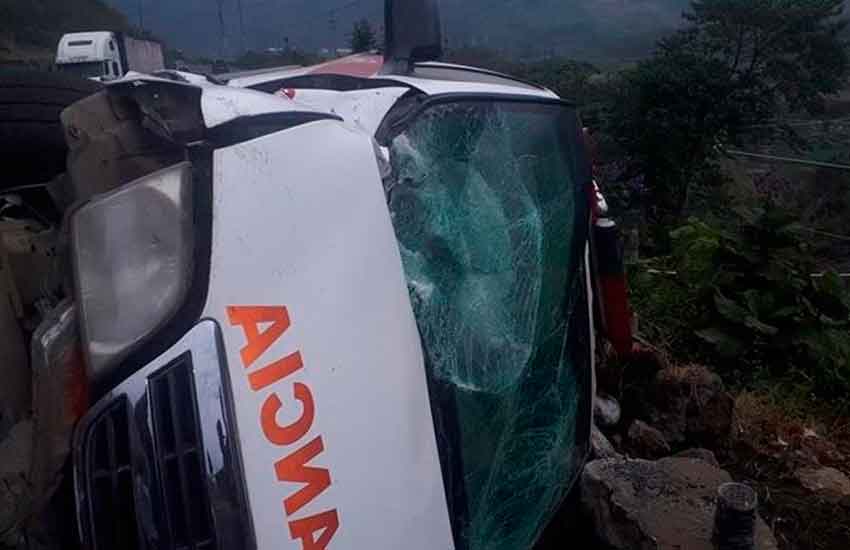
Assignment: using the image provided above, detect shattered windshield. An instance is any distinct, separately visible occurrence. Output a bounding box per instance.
[384,98,592,550]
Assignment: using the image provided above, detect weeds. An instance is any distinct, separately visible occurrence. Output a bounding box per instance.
[630,206,850,404]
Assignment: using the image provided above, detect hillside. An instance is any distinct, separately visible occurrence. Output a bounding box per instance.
[441,0,685,60]
[0,0,131,64]
[103,0,688,60]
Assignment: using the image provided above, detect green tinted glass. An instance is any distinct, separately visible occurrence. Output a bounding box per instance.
[385,98,593,550]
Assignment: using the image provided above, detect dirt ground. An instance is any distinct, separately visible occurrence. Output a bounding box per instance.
[725,393,850,550]
[591,345,850,550]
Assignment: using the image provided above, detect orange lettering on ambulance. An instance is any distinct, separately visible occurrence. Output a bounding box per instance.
[288,509,340,550]
[260,383,315,446]
[275,436,332,516]
[226,304,340,547]
[227,306,291,368]
[249,352,304,391]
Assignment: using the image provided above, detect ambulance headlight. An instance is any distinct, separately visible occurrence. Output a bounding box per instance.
[71,162,194,379]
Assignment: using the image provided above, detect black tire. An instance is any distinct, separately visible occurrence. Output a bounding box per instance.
[0,70,103,188]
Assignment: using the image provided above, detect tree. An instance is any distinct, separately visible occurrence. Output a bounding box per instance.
[604,0,849,227]
[350,19,377,53]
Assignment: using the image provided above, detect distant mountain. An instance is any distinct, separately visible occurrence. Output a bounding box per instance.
[0,0,131,62]
[102,0,689,61]
[441,0,687,60]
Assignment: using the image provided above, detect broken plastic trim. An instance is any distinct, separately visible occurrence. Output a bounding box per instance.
[113,81,206,144]
[248,73,412,94]
[108,81,338,147]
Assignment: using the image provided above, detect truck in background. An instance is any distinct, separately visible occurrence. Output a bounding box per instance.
[55,31,164,81]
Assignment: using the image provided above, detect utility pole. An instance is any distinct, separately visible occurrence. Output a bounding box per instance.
[328,10,337,54]
[137,0,144,32]
[217,0,226,58]
[237,0,246,54]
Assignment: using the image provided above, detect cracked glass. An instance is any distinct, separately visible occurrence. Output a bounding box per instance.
[384,98,593,550]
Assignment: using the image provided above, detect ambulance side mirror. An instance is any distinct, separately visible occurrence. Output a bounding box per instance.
[383,0,443,73]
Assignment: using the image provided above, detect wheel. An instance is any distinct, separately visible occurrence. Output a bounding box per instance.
[0,70,103,188]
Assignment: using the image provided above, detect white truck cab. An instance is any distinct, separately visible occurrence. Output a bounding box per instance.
[56,31,164,81]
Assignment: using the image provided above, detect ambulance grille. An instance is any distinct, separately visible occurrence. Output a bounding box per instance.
[76,323,254,550]
[149,356,217,550]
[85,398,140,550]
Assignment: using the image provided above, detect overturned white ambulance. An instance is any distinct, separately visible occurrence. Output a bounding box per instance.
[0,2,635,549]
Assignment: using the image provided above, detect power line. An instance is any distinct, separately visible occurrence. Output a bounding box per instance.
[724,149,850,171]
[216,0,226,57]
[741,117,850,130]
[329,9,338,49]
[237,0,246,54]
[155,0,376,55]
[243,0,303,10]
[297,0,368,25]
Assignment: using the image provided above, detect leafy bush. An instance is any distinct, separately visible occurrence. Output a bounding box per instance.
[632,209,850,397]
[603,0,849,225]
[0,0,132,52]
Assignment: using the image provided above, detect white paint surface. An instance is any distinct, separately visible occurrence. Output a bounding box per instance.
[200,85,306,128]
[202,120,454,550]
[281,87,410,135]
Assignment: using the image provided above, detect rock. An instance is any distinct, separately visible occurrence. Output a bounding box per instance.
[675,448,720,468]
[581,457,778,550]
[801,433,847,466]
[594,394,622,428]
[648,365,735,447]
[795,467,850,504]
[0,421,33,536]
[592,425,621,460]
[627,420,671,459]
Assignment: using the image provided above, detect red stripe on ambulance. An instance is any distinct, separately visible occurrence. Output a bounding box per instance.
[227,306,340,550]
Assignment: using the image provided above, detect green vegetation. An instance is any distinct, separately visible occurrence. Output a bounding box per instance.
[0,0,132,62]
[446,1,850,410]
[603,0,849,227]
[444,48,606,106]
[350,19,377,53]
[632,209,850,399]
[616,1,850,408]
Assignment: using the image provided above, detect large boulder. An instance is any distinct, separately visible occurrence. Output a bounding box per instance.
[647,365,735,447]
[0,421,33,538]
[675,448,720,468]
[795,467,850,504]
[581,457,778,550]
